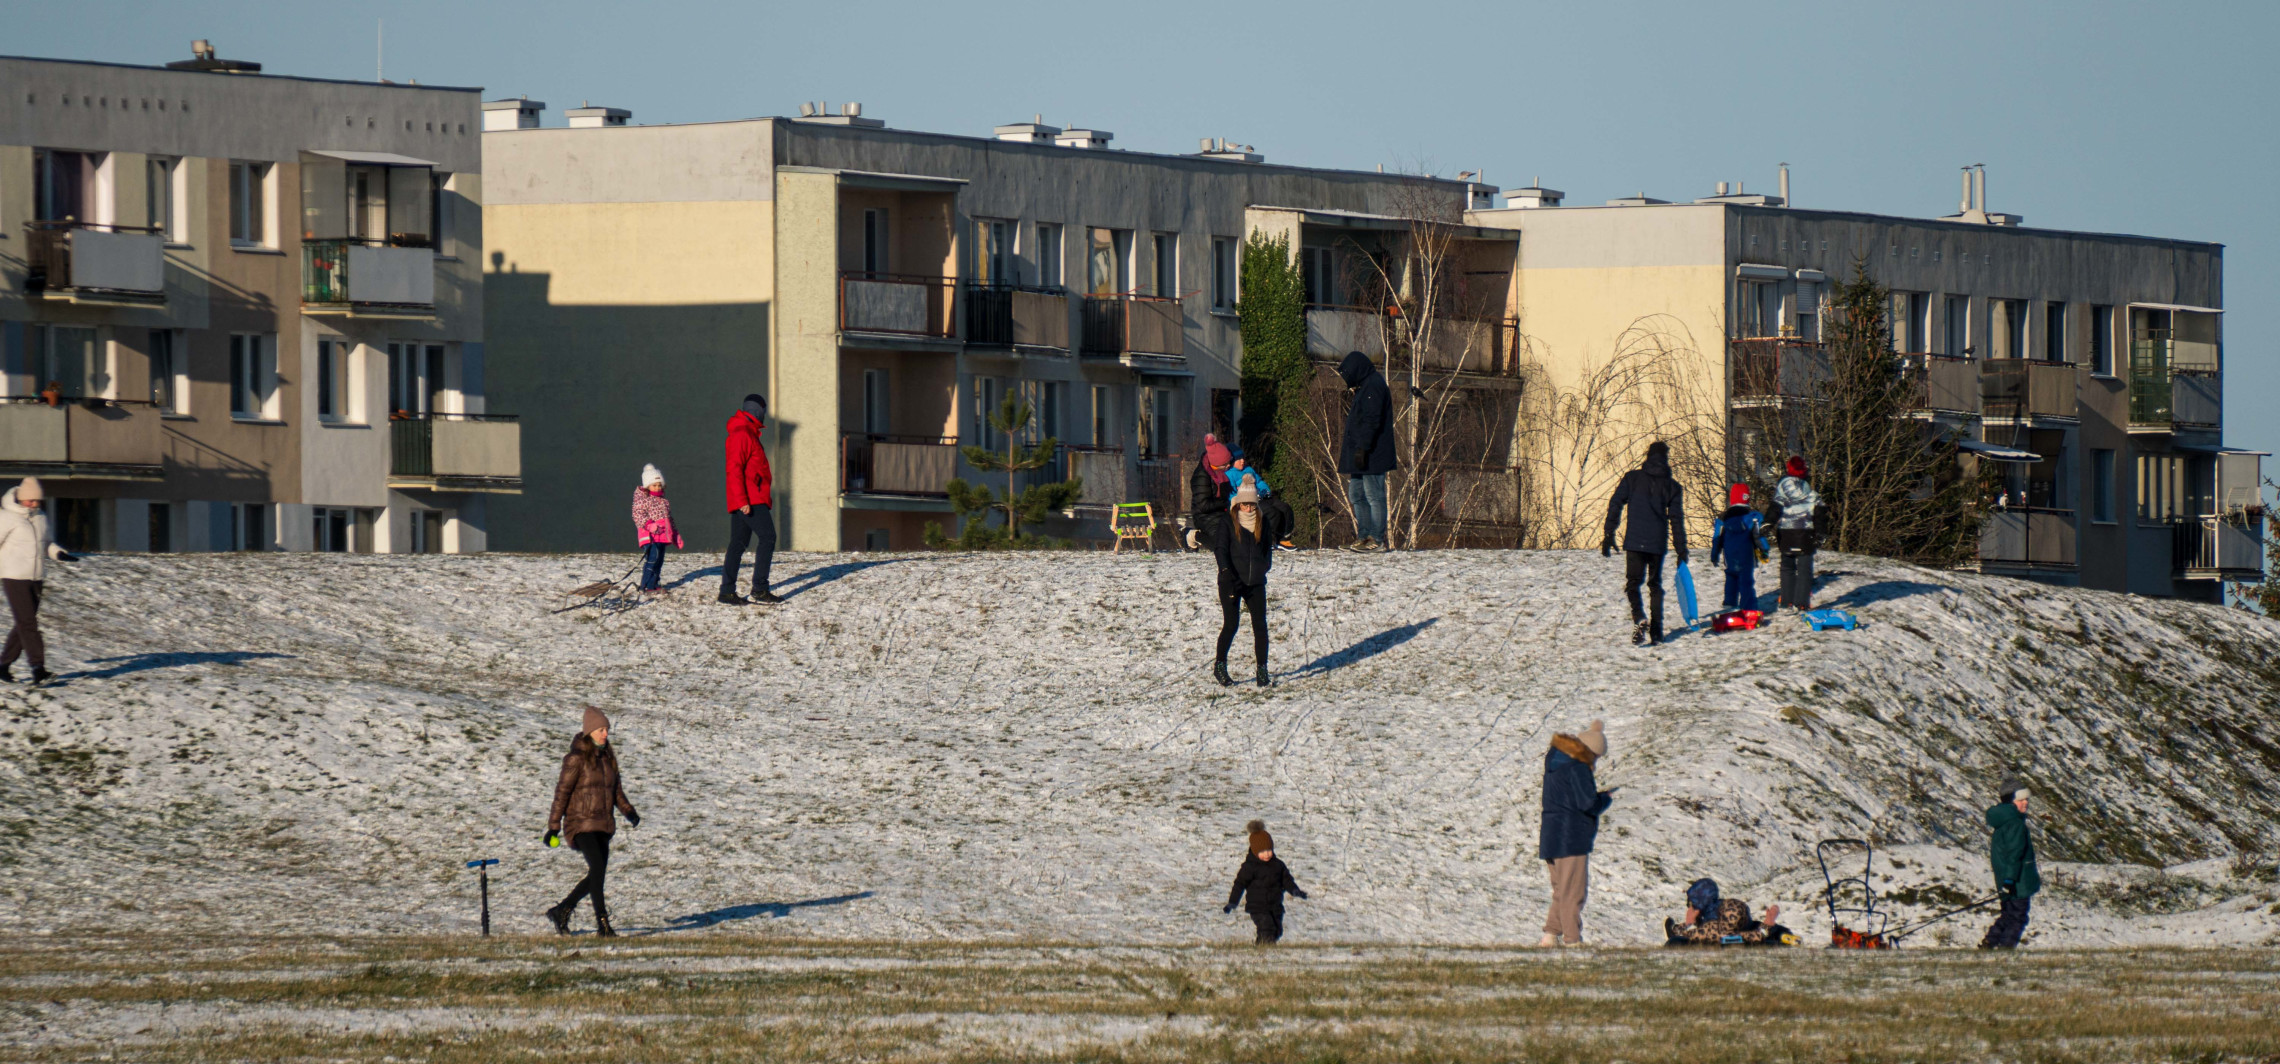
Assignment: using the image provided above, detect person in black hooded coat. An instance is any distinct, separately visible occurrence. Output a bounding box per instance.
[1602,441,1688,645]
[1192,480,1294,687]
[1337,351,1396,551]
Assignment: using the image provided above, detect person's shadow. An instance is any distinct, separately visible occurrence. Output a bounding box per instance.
[1285,619,1439,679]
[71,651,292,680]
[624,891,875,935]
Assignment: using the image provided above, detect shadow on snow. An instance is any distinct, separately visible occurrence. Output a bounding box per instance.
[628,891,877,935]
[659,558,913,599]
[1284,618,1439,679]
[72,651,294,679]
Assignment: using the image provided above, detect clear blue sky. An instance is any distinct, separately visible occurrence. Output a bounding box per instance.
[16,0,2276,460]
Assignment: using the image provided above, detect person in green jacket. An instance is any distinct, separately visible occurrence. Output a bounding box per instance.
[1979,777,2041,949]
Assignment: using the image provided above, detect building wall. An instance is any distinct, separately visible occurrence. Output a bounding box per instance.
[772,168,841,552]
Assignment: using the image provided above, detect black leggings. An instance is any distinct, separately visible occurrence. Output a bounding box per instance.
[1,579,44,670]
[559,831,612,919]
[1217,578,1268,668]
[1251,908,1284,944]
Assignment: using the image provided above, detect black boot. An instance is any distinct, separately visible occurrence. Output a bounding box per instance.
[544,903,572,935]
[1631,621,1650,647]
[717,591,749,606]
[1213,660,1234,687]
[595,913,618,938]
[0,664,13,683]
[1256,664,1274,688]
[752,589,782,604]
[1650,624,1665,646]
[28,666,51,685]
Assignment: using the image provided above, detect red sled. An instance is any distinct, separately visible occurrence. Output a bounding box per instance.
[1710,609,1763,632]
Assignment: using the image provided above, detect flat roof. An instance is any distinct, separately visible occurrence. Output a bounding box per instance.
[1471,200,2222,251]
[0,53,481,94]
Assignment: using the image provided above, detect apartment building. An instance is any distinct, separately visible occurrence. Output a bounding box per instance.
[1467,171,2260,600]
[483,105,1486,552]
[0,47,518,554]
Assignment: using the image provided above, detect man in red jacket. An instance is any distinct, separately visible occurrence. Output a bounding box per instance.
[720,393,778,605]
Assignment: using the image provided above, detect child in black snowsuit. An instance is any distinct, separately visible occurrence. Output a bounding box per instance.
[1224,819,1308,943]
[1709,483,1770,611]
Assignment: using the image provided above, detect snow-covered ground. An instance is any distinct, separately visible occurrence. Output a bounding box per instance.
[2,548,2275,947]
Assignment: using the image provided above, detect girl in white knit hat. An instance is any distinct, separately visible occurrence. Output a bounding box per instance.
[631,465,682,593]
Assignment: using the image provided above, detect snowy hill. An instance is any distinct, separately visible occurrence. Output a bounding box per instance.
[2,548,2276,947]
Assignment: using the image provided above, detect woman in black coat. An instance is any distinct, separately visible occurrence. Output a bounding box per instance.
[1189,480,1295,687]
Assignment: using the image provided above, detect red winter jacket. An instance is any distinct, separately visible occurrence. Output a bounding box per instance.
[725,410,772,510]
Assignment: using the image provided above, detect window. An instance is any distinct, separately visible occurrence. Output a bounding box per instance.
[2089,305,2115,375]
[316,339,350,421]
[1035,223,1063,287]
[31,325,105,399]
[972,376,1001,451]
[975,219,1012,284]
[148,502,172,553]
[1211,237,1237,310]
[861,208,889,275]
[230,333,276,418]
[430,172,452,256]
[1303,247,1336,306]
[32,149,99,222]
[862,368,890,434]
[1944,294,1970,356]
[2092,449,2116,523]
[2136,453,2190,523]
[313,507,353,552]
[2044,302,2067,362]
[1090,384,1111,447]
[387,342,440,416]
[426,344,448,413]
[1087,227,1130,296]
[1152,233,1177,298]
[149,329,185,413]
[229,161,269,246]
[1793,281,1820,341]
[147,156,180,239]
[410,510,445,554]
[1890,292,1929,352]
[1990,298,2026,359]
[1037,380,1064,442]
[233,502,267,551]
[1138,387,1175,458]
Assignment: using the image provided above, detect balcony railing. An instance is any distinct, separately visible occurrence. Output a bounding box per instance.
[1978,507,2077,569]
[1134,452,1188,517]
[841,433,957,496]
[389,414,521,491]
[841,272,956,339]
[303,238,436,314]
[964,284,1071,350]
[1306,306,1516,378]
[1080,295,1186,359]
[1065,445,1127,508]
[24,221,166,303]
[1980,359,2077,421]
[1901,353,1978,414]
[2173,515,2265,579]
[0,397,163,479]
[2128,333,2221,431]
[1730,338,1831,402]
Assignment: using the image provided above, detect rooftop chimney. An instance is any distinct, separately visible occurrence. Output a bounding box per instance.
[792,100,885,128]
[1505,177,1564,209]
[1942,164,2022,226]
[1196,137,1261,163]
[483,96,547,131]
[165,38,262,74]
[1053,127,1113,149]
[1779,163,1790,207]
[565,102,630,128]
[995,115,1060,143]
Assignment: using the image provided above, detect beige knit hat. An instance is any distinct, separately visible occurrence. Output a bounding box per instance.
[1232,481,1260,506]
[1578,719,1607,758]
[582,706,611,736]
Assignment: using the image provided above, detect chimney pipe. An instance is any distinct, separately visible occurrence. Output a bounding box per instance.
[1961,168,1973,212]
[1716,181,1729,196]
[1974,166,1986,213]
[1778,163,1789,206]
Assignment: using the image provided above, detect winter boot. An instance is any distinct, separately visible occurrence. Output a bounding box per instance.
[0,664,13,683]
[1631,621,1650,647]
[595,913,618,938]
[544,903,572,936]
[1256,664,1274,688]
[1650,624,1665,646]
[717,591,750,606]
[753,589,783,604]
[1213,660,1235,687]
[28,666,51,686]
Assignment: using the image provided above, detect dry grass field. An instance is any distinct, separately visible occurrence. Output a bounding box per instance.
[6,934,2278,1063]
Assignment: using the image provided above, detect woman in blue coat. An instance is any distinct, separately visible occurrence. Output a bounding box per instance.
[1539,719,1612,947]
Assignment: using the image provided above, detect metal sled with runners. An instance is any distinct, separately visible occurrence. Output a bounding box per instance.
[554,563,645,615]
[1818,838,2000,949]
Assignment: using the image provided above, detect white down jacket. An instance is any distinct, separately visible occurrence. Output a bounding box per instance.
[0,489,68,581]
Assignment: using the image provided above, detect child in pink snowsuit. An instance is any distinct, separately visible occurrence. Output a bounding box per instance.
[632,464,682,591]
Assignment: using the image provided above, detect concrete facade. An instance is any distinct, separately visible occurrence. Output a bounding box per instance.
[0,52,518,553]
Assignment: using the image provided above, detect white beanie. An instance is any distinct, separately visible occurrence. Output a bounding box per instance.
[641,464,664,487]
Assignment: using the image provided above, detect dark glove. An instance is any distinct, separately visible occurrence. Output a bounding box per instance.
[1351,451,1368,469]
[1999,880,2016,898]
[625,809,641,829]
[54,552,77,563]
[1222,903,1234,914]
[1677,550,1689,565]
[544,828,560,848]
[1601,541,1613,558]
[1294,890,1309,900]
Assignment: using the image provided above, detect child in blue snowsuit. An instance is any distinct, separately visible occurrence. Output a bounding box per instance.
[1228,447,1271,498]
[1709,483,1770,611]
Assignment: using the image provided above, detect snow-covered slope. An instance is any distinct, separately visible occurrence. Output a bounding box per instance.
[2,549,2275,946]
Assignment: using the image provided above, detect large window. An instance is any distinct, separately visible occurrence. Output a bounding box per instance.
[229,161,270,246]
[233,503,268,551]
[861,208,890,275]
[231,333,277,419]
[1090,384,1111,447]
[1303,247,1337,306]
[1890,291,1929,352]
[975,219,1012,284]
[2092,449,2116,524]
[2089,305,2115,375]
[1151,233,1178,298]
[387,342,446,416]
[29,325,106,399]
[149,329,185,413]
[313,507,354,553]
[1944,294,1970,356]
[32,149,100,222]
[861,368,890,434]
[971,376,1002,451]
[1990,298,2026,359]
[317,339,356,422]
[147,156,181,239]
[1087,227,1131,296]
[1211,237,1237,310]
[1035,223,1063,287]
[2044,302,2067,362]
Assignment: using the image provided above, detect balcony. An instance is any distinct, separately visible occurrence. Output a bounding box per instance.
[1066,445,1127,510]
[1978,508,2077,570]
[303,239,437,318]
[0,398,163,480]
[1080,296,1186,367]
[964,284,1071,352]
[841,433,957,509]
[1980,360,2077,422]
[23,222,166,306]
[1307,306,1516,378]
[2129,333,2222,435]
[2173,515,2265,581]
[840,273,956,342]
[1729,339,1831,405]
[1902,354,1978,415]
[389,414,521,492]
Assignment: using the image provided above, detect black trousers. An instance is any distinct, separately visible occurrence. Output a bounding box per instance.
[721,505,776,597]
[1,579,44,670]
[559,830,612,920]
[1217,575,1269,669]
[1251,908,1284,944]
[1780,549,1816,610]
[1980,896,2031,948]
[1623,551,1665,632]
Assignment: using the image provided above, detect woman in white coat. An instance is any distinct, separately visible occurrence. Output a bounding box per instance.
[0,478,73,684]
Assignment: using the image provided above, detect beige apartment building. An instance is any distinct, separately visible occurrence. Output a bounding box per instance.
[483,104,1494,552]
[1466,172,2261,600]
[0,47,518,553]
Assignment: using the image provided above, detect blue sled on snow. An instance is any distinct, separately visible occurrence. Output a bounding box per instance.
[1674,561,1700,627]
[1803,608,1859,632]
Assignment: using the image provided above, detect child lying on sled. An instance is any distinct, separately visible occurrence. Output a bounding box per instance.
[1665,878,1794,946]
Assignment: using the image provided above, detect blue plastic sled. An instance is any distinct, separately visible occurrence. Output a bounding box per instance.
[1803,608,1858,632]
[1674,561,1700,627]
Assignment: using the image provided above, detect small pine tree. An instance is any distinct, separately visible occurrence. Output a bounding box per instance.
[923,394,1083,550]
[1235,231,1321,543]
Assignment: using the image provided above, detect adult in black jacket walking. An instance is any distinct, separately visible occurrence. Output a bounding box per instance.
[1225,820,1308,944]
[1191,480,1295,687]
[1602,441,1688,645]
[1337,350,1396,552]
[1538,720,1611,947]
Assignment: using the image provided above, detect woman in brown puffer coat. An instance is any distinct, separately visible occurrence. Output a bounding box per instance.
[544,706,639,936]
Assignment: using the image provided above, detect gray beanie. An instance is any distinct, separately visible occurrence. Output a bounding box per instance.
[742,393,767,421]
